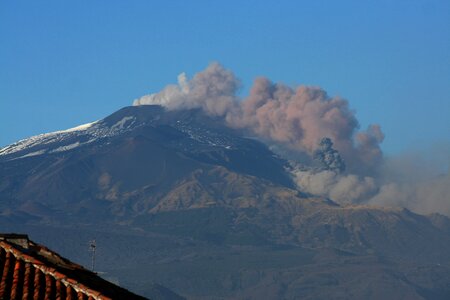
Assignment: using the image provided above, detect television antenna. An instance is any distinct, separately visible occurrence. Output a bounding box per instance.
[89,239,96,272]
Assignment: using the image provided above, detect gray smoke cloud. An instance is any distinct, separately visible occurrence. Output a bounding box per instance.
[313,137,346,173]
[368,148,450,216]
[369,173,450,216]
[134,62,383,174]
[134,63,240,117]
[293,170,377,205]
[134,63,449,216]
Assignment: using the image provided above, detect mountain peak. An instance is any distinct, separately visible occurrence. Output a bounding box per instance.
[2,105,450,299]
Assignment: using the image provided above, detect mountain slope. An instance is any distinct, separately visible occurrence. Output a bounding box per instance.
[1,105,450,299]
[0,106,293,219]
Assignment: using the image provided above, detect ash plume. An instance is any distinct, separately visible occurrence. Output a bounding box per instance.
[293,169,377,204]
[134,62,383,174]
[313,137,346,173]
[369,173,450,216]
[134,63,450,216]
[134,63,239,117]
[368,148,450,216]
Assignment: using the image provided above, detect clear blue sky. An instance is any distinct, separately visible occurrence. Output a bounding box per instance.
[1,0,449,154]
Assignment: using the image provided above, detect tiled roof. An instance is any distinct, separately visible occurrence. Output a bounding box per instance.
[0,233,147,300]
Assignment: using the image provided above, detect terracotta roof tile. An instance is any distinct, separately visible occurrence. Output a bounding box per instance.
[0,234,147,300]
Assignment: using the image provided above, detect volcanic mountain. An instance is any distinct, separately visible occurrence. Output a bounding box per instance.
[1,105,450,299]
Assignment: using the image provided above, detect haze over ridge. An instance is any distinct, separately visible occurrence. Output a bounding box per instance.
[134,63,450,216]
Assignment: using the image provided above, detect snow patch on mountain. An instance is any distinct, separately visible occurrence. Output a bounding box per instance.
[0,122,97,157]
[17,149,47,159]
[0,116,140,160]
[50,142,82,153]
[111,116,135,131]
[174,120,235,149]
[57,121,98,133]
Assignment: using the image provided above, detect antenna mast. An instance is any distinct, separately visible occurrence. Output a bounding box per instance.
[89,239,96,272]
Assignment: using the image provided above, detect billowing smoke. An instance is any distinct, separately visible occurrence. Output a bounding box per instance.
[369,173,450,216]
[134,63,240,117]
[134,62,383,174]
[293,170,377,204]
[313,137,346,173]
[293,147,450,214]
[134,63,449,216]
[292,137,377,204]
[368,149,450,216]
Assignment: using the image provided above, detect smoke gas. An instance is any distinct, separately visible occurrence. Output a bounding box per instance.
[134,63,450,216]
[135,63,383,173]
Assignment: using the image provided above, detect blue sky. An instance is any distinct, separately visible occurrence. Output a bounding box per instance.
[1,0,449,155]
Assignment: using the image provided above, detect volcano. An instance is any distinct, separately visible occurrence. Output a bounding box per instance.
[1,105,450,299]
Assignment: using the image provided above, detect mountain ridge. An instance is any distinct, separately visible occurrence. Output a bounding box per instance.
[1,105,450,299]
